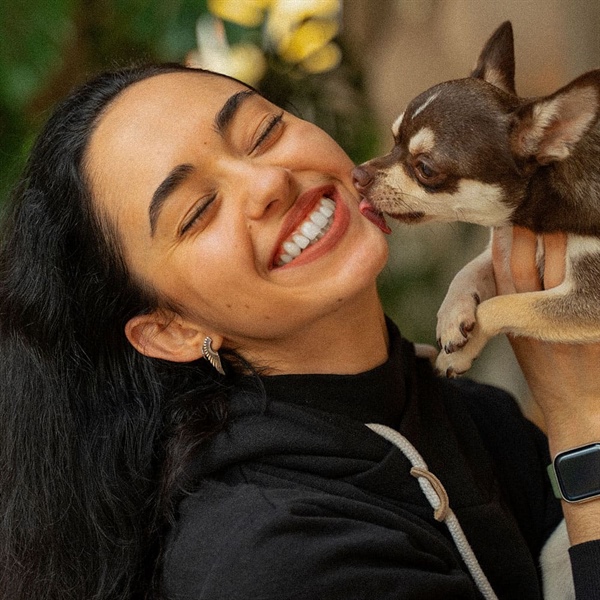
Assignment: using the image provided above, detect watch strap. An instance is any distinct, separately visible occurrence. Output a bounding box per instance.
[546,462,562,500]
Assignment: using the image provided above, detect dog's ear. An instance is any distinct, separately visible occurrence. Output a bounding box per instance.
[511,70,600,164]
[471,21,516,95]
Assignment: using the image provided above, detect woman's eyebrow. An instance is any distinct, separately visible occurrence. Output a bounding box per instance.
[148,89,257,237]
[214,89,256,136]
[149,163,195,236]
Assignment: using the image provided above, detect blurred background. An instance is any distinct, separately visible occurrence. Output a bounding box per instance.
[1,0,599,414]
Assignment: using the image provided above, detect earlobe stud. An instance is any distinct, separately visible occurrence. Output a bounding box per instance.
[202,336,225,375]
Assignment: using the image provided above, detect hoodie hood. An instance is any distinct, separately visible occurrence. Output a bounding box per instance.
[188,320,415,483]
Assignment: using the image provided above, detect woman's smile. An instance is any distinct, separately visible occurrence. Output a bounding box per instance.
[274,196,337,267]
[271,184,349,269]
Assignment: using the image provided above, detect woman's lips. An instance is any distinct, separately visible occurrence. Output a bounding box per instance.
[271,185,350,270]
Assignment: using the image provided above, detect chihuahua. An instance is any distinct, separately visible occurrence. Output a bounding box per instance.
[354,21,600,377]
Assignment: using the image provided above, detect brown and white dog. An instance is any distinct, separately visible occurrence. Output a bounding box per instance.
[353,21,600,378]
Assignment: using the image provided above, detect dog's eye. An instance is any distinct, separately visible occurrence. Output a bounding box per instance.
[417,162,435,179]
[413,157,445,187]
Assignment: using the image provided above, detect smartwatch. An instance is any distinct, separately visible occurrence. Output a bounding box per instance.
[547,443,600,503]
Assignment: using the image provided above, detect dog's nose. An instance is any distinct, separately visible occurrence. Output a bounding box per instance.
[352,165,374,193]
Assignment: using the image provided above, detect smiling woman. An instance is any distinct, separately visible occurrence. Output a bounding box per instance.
[2,62,600,600]
[86,69,388,372]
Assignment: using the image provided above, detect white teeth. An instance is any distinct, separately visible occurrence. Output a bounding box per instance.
[310,211,328,228]
[300,221,321,240]
[293,234,310,249]
[321,198,335,212]
[276,197,336,267]
[319,204,334,218]
[283,241,301,257]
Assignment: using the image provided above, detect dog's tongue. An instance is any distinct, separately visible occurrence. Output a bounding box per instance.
[359,199,391,234]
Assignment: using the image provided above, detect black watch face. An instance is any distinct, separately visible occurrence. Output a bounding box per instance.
[556,444,600,502]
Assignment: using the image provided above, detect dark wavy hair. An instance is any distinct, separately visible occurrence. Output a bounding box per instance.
[0,64,240,599]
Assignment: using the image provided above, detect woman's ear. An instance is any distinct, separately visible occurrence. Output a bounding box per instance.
[124,311,221,362]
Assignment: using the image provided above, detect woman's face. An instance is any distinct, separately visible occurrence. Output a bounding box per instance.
[86,71,388,366]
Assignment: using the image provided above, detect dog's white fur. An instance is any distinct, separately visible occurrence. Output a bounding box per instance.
[391,112,405,137]
[408,127,436,155]
[541,520,575,600]
[412,91,440,120]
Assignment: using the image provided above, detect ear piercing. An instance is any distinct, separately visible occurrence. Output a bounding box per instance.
[202,336,225,375]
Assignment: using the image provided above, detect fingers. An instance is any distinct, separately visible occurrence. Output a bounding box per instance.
[510,226,541,292]
[491,229,515,295]
[500,227,566,293]
[542,232,567,289]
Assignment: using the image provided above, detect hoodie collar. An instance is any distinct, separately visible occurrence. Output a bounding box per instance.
[256,319,412,429]
[187,319,417,481]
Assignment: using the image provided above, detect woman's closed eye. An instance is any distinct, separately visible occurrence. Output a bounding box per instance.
[179,194,217,236]
[250,111,284,154]
[178,109,284,237]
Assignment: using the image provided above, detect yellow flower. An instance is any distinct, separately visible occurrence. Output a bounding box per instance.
[201,0,343,77]
[187,16,267,86]
[300,41,341,73]
[266,0,341,72]
[267,0,340,42]
[208,0,273,27]
[276,18,338,63]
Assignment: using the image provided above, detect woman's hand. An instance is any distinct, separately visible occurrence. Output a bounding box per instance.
[494,227,600,439]
[494,226,600,544]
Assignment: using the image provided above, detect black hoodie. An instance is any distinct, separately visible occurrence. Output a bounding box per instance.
[163,322,600,599]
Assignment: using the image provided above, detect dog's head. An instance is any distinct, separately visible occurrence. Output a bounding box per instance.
[355,21,600,229]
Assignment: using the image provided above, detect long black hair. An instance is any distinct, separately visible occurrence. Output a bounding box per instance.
[0,64,237,599]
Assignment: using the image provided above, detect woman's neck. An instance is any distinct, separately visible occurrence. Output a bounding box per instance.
[239,287,389,375]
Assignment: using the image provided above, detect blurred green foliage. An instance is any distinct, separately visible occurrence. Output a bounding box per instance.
[0,0,204,203]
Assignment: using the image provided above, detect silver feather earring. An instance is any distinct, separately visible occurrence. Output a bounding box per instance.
[202,336,225,375]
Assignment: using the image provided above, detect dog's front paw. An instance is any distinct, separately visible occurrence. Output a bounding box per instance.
[435,347,476,378]
[436,292,480,354]
[435,324,490,377]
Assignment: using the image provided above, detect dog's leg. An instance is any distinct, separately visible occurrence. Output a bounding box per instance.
[436,281,600,375]
[436,288,548,376]
[437,234,600,375]
[436,227,511,354]
[436,247,495,353]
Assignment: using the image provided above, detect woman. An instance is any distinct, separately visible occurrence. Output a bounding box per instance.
[1,63,599,599]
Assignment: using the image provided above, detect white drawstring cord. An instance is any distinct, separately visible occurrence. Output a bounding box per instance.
[366,423,499,600]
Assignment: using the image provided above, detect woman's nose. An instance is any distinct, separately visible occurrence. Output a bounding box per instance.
[242,165,294,220]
